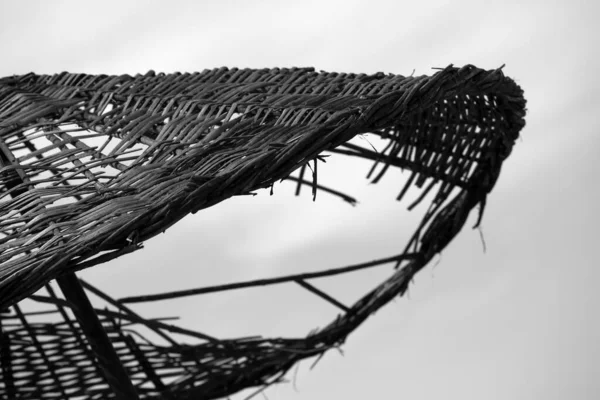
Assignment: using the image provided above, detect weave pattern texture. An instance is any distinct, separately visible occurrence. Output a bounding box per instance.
[0,65,526,399]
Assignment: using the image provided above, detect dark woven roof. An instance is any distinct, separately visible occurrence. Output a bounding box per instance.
[0,64,526,399]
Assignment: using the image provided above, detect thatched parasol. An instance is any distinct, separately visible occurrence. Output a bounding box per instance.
[0,64,526,399]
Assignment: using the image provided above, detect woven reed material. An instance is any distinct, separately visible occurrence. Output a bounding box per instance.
[0,65,526,399]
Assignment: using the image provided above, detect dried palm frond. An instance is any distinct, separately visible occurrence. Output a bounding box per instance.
[0,64,526,399]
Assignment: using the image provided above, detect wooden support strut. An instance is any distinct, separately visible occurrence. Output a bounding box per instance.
[57,273,140,400]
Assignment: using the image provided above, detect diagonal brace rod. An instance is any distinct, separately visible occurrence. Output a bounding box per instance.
[295,279,350,312]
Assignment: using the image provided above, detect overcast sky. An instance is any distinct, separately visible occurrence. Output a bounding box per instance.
[1,1,598,399]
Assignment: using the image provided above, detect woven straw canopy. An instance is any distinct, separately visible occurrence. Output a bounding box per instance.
[0,65,526,399]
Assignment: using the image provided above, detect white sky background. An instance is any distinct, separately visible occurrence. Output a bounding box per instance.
[1,0,598,399]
